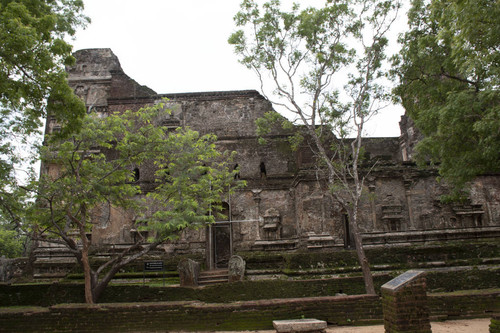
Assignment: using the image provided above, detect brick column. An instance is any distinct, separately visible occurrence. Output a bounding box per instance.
[381,270,431,333]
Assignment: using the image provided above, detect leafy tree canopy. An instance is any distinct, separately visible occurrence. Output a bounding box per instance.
[0,0,88,254]
[0,0,89,137]
[0,223,25,258]
[393,0,500,196]
[0,0,88,233]
[31,102,241,303]
[229,0,401,295]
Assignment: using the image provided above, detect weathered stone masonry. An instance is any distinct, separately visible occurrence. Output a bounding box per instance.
[37,48,500,270]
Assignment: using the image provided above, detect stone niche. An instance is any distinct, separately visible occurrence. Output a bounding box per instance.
[381,194,404,232]
[253,208,298,251]
[261,208,282,240]
[452,203,485,228]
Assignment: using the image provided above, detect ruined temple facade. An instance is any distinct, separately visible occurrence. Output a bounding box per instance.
[44,48,500,269]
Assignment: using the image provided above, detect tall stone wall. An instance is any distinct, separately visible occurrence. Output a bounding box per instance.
[35,48,500,268]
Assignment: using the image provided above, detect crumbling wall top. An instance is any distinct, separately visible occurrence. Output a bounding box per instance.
[67,48,122,80]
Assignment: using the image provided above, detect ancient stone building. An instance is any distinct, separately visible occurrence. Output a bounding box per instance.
[41,48,500,270]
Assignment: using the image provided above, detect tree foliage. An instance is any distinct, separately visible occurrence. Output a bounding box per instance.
[0,0,88,241]
[229,0,400,294]
[0,223,25,258]
[31,102,241,303]
[0,0,88,130]
[393,0,500,197]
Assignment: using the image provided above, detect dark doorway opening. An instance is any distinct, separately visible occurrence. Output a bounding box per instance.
[213,223,231,268]
[207,202,232,269]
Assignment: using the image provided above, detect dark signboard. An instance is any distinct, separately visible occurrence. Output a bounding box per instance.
[144,260,164,271]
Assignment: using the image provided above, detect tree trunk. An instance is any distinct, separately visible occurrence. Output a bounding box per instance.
[89,241,162,303]
[78,224,94,304]
[81,245,94,303]
[91,265,121,303]
[349,210,375,295]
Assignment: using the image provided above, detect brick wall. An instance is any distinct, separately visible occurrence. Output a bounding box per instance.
[382,272,431,333]
[0,295,381,332]
[0,291,498,332]
[428,291,500,320]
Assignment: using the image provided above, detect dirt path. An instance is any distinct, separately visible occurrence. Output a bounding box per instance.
[326,318,490,332]
[210,318,491,333]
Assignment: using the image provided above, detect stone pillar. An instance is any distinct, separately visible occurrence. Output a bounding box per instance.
[178,258,200,287]
[404,178,415,230]
[228,255,245,282]
[381,270,431,333]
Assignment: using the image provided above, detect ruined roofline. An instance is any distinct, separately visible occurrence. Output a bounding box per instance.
[113,89,263,100]
[70,48,266,102]
[107,89,265,104]
[159,89,263,99]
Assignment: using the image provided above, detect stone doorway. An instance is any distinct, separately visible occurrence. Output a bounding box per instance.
[206,202,232,269]
[212,223,231,268]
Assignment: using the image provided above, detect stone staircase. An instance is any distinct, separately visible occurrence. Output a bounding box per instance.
[198,269,228,286]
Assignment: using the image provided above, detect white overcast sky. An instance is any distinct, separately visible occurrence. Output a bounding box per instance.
[71,0,408,137]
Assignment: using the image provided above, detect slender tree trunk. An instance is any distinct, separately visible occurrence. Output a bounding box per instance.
[349,208,375,295]
[78,224,94,304]
[81,247,94,303]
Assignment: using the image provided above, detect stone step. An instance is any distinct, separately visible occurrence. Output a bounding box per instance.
[198,273,228,281]
[199,269,228,277]
[198,269,229,286]
[198,274,228,281]
[273,319,327,333]
[198,278,229,286]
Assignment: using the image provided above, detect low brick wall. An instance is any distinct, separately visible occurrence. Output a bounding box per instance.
[0,295,381,332]
[428,291,500,320]
[0,291,498,332]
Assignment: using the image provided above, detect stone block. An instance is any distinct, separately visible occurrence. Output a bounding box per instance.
[177,258,200,287]
[273,319,327,333]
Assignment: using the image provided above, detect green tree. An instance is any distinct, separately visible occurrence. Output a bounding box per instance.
[229,0,400,294]
[0,182,31,257]
[31,102,241,303]
[393,0,500,198]
[0,0,88,241]
[0,224,25,258]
